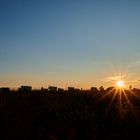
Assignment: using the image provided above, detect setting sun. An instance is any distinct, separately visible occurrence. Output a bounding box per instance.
[116,80,125,88]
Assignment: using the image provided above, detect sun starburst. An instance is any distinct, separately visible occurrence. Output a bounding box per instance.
[98,72,140,119]
[116,80,125,88]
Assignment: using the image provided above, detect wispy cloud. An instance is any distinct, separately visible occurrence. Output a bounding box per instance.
[102,73,140,87]
[102,75,126,82]
[46,71,57,75]
[127,60,140,69]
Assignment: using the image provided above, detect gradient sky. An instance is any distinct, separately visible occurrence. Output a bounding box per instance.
[1,0,140,89]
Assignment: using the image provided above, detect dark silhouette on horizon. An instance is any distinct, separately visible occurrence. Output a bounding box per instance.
[0,85,140,139]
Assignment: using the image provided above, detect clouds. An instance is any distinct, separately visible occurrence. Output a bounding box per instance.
[103,75,125,82]
[102,70,140,88]
[127,60,140,69]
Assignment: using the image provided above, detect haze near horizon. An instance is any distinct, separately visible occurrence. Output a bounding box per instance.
[1,0,140,89]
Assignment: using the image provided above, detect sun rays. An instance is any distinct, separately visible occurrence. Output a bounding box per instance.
[98,74,140,118]
[103,87,134,118]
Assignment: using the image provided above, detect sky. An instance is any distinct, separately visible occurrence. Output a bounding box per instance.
[0,0,140,89]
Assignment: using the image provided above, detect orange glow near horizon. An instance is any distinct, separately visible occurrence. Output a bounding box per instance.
[96,72,139,118]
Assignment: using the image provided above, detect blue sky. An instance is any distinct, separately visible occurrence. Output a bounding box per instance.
[1,0,140,89]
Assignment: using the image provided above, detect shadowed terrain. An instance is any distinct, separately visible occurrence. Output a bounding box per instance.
[0,89,140,140]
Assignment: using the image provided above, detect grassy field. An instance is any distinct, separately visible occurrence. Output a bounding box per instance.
[0,89,140,140]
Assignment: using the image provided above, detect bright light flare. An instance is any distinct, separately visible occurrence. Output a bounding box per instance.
[116,80,125,88]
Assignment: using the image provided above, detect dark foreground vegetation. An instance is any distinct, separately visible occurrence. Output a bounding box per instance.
[0,89,140,140]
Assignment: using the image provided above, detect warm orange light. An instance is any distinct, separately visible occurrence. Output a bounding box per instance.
[116,80,124,88]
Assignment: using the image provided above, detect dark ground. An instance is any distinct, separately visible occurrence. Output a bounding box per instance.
[0,89,140,140]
